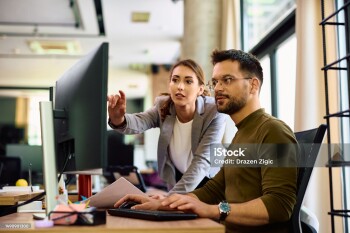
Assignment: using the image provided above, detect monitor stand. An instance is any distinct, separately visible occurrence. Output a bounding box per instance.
[39,101,58,215]
[71,168,102,200]
[78,174,92,200]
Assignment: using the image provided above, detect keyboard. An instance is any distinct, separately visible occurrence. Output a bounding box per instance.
[107,208,198,221]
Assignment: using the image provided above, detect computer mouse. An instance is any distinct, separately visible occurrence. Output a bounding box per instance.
[118,201,139,209]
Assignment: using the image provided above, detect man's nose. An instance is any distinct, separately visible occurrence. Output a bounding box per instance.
[214,82,223,92]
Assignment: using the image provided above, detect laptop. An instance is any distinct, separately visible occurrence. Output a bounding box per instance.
[107,208,198,221]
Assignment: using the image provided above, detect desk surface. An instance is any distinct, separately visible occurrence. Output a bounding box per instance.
[0,212,225,233]
[0,192,43,206]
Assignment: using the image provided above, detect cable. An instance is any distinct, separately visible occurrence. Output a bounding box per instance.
[0,191,46,217]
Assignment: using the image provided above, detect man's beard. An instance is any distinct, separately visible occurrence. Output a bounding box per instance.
[216,94,247,115]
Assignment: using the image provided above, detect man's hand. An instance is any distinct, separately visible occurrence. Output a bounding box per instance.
[107,90,126,126]
[161,194,219,219]
[114,194,163,211]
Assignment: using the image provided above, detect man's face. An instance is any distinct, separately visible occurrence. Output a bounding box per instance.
[212,60,251,115]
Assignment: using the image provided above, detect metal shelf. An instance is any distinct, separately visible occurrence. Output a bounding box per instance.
[321,0,350,232]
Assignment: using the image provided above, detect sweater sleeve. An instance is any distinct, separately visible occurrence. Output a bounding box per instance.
[258,120,298,223]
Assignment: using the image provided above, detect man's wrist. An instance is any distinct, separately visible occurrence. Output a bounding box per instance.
[218,201,231,221]
[211,204,221,220]
[108,117,126,129]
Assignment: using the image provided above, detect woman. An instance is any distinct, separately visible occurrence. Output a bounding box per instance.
[107,59,226,193]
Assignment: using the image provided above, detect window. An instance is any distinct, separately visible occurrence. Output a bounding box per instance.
[28,94,49,145]
[241,0,296,128]
[275,35,296,128]
[241,0,296,51]
[259,56,272,114]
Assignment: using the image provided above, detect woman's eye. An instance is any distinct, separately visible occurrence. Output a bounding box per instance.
[186,80,193,84]
[171,78,178,83]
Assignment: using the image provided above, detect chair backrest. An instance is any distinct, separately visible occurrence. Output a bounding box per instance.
[290,124,327,233]
[107,165,147,192]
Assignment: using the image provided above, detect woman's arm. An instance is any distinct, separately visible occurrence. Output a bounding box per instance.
[113,97,166,134]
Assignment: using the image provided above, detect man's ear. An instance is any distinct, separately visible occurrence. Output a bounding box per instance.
[250,78,260,94]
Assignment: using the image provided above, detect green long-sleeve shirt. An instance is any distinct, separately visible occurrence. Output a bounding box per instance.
[192,108,298,233]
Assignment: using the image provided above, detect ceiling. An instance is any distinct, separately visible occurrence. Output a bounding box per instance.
[0,0,184,98]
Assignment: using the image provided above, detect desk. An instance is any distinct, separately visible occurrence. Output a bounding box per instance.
[0,192,43,206]
[0,212,225,233]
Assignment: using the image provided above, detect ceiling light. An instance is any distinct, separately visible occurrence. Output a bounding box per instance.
[131,12,150,23]
[27,40,81,55]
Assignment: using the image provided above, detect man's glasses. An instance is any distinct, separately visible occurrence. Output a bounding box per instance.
[206,76,252,91]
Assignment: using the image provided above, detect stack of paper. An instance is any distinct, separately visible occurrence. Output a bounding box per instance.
[87,177,146,208]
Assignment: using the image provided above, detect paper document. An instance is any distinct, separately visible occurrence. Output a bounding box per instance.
[2,186,41,192]
[87,177,146,208]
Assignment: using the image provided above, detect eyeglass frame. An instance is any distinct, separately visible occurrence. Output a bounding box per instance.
[206,75,252,91]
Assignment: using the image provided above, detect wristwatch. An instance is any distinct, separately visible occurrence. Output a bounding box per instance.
[218,200,231,221]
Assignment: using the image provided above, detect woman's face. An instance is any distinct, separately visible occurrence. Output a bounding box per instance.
[169,65,204,108]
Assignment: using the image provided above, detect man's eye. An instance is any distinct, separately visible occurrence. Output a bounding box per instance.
[223,77,232,84]
[212,80,218,86]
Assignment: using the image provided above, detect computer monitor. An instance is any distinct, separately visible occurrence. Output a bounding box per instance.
[6,144,42,173]
[6,144,43,184]
[53,42,109,174]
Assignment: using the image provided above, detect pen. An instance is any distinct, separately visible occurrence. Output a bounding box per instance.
[28,163,33,192]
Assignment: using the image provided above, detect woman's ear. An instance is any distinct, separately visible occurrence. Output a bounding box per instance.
[198,85,205,96]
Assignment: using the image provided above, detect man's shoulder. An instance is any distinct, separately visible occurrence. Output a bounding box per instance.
[258,115,296,142]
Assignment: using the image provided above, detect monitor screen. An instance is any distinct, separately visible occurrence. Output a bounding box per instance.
[6,144,42,173]
[5,144,43,184]
[54,42,109,173]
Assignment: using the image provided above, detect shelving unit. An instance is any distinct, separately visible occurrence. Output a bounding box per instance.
[320,0,350,232]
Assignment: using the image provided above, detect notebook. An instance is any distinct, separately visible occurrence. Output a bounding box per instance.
[107,208,198,221]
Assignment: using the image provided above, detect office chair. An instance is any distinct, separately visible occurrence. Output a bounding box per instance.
[105,131,147,191]
[106,165,147,193]
[289,124,327,233]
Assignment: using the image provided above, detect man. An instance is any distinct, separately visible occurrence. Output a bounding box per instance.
[115,49,298,233]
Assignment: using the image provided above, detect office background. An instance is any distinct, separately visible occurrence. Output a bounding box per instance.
[0,0,349,232]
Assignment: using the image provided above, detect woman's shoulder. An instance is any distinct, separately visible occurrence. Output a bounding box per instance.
[154,95,171,104]
[200,96,217,109]
[197,96,223,118]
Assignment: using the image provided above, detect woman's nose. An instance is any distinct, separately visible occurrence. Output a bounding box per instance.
[177,82,184,90]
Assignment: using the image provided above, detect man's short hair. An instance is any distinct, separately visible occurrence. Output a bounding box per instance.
[211,49,263,86]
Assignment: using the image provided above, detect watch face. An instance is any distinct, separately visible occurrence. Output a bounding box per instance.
[220,202,230,212]
[219,201,231,221]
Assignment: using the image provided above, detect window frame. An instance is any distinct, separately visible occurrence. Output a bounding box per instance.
[240,5,296,117]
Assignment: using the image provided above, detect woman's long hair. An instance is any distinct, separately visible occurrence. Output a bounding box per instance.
[159,59,209,122]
